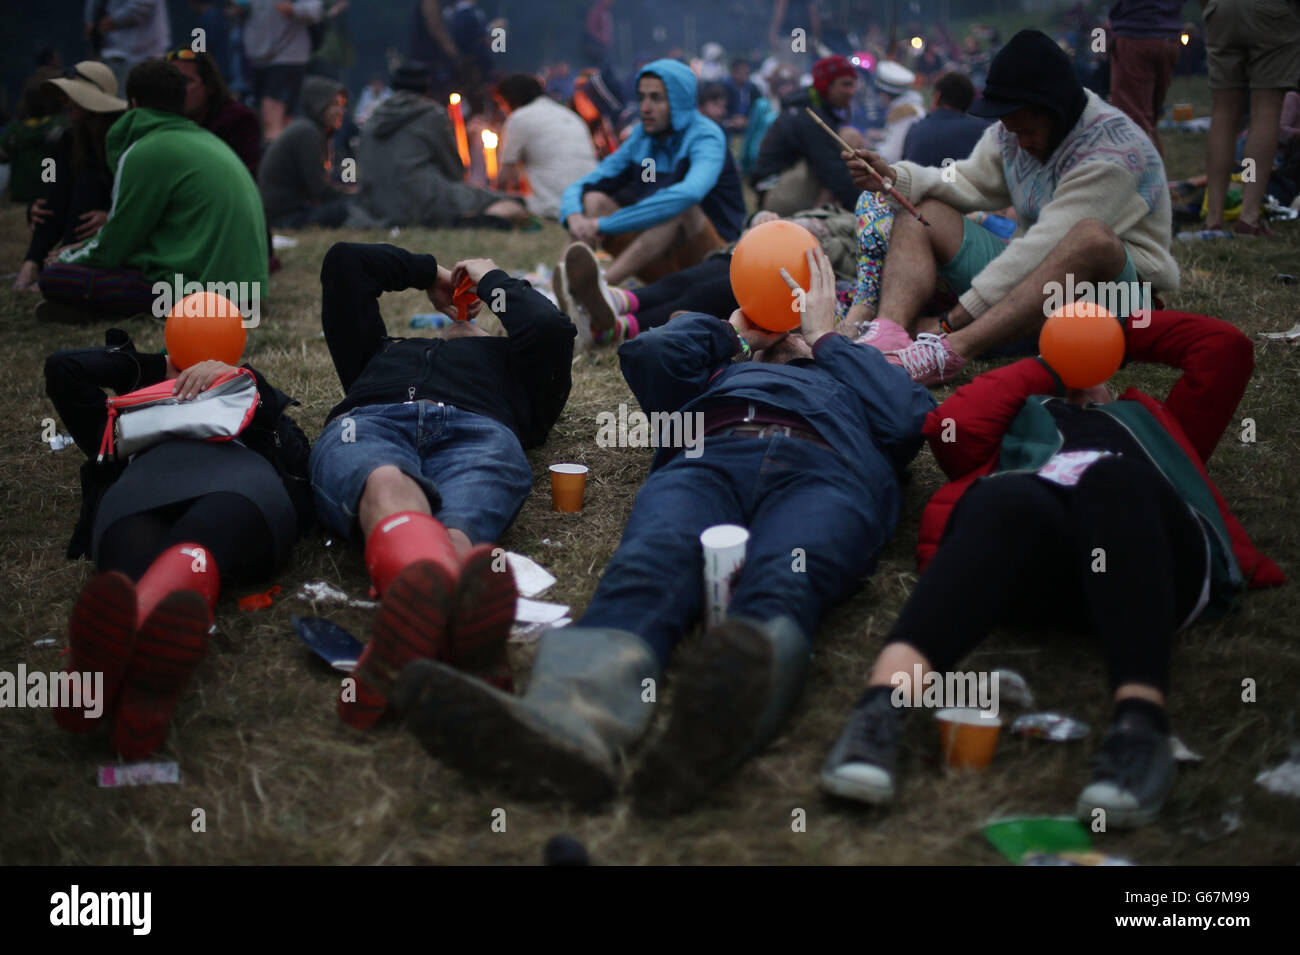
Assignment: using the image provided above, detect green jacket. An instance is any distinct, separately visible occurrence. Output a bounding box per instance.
[0,114,69,203]
[60,109,268,294]
[997,394,1244,615]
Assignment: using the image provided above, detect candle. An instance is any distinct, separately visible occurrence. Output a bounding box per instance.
[481,129,498,185]
[448,93,470,170]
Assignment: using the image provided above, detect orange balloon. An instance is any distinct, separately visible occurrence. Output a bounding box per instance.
[1039,301,1125,389]
[729,220,819,332]
[165,292,247,370]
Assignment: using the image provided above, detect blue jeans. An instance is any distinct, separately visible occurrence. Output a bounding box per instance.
[578,435,891,666]
[310,400,533,545]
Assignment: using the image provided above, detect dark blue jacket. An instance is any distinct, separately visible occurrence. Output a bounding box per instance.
[901,108,991,168]
[618,313,936,525]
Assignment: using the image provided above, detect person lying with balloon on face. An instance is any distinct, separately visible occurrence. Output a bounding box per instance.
[822,305,1285,827]
[42,296,314,760]
[391,243,935,815]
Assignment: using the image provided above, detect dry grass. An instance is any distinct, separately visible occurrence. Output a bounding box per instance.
[1,124,1298,865]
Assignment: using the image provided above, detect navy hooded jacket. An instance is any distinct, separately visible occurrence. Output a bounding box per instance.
[559,59,746,240]
[617,313,936,529]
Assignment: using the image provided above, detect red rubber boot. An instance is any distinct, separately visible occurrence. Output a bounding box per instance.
[53,572,138,733]
[341,511,460,729]
[112,543,218,760]
[448,545,518,692]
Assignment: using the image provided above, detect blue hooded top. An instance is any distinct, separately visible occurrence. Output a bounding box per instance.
[559,58,746,240]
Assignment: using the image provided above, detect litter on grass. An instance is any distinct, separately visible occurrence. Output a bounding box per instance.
[98,762,180,787]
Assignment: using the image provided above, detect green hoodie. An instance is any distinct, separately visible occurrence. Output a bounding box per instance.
[60,108,268,295]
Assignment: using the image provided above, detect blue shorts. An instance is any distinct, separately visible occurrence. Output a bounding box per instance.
[310,401,534,545]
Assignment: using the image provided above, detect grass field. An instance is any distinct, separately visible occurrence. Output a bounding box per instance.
[0,115,1298,865]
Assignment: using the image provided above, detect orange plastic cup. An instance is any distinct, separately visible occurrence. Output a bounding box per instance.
[1173,103,1193,122]
[549,463,589,512]
[935,708,1002,770]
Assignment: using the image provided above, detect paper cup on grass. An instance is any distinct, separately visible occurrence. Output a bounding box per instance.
[700,524,749,627]
[549,463,589,512]
[936,707,1002,770]
[1173,103,1193,122]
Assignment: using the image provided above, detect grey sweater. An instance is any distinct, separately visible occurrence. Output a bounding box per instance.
[242,0,323,67]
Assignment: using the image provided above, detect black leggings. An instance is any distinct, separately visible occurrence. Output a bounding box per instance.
[98,492,275,584]
[888,456,1207,693]
[634,255,737,330]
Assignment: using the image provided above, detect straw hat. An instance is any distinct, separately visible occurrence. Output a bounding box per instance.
[44,61,128,113]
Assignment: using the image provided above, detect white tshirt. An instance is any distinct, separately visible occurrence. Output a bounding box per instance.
[500,97,598,218]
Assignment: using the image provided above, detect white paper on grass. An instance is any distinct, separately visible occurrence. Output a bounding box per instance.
[1256,757,1300,797]
[1258,323,1300,342]
[515,598,570,625]
[505,551,556,598]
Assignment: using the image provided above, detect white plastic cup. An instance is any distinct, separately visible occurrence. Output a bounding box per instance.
[700,524,750,627]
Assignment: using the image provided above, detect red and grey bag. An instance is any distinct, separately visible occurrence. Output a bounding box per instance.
[97,367,260,462]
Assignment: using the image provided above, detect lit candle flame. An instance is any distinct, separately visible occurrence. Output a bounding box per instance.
[1180,33,1189,45]
[910,36,923,50]
[449,93,461,105]
[482,129,498,183]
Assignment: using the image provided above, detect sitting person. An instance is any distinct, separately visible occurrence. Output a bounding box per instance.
[822,310,1284,825]
[167,48,260,177]
[723,56,762,134]
[750,54,864,215]
[555,205,861,346]
[258,75,352,229]
[15,63,122,292]
[698,81,729,126]
[392,249,935,814]
[845,29,1178,384]
[496,72,597,221]
[559,58,746,285]
[44,329,313,759]
[739,65,799,179]
[901,71,989,167]
[309,243,575,730]
[866,60,925,164]
[347,65,529,230]
[0,65,67,206]
[38,59,267,323]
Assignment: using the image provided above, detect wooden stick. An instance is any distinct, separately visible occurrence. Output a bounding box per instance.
[804,107,931,227]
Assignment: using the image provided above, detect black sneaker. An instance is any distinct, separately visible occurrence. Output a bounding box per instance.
[819,689,905,804]
[1075,712,1175,828]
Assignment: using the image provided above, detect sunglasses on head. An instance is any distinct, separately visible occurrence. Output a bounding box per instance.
[166,49,199,62]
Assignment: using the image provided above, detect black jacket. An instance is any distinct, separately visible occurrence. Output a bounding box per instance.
[320,242,575,449]
[44,329,314,559]
[750,87,860,210]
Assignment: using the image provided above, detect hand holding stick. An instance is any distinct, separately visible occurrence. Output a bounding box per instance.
[804,107,931,228]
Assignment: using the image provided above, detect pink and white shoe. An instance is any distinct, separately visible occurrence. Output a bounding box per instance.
[854,318,912,353]
[886,332,968,386]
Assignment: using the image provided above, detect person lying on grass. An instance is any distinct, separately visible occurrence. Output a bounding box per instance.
[45,331,313,759]
[310,243,575,731]
[822,309,1285,827]
[390,247,934,815]
[843,29,1178,386]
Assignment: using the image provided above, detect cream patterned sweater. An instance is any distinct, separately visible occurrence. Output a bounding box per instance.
[890,90,1179,319]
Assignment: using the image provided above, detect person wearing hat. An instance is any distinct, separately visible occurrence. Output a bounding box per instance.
[12,63,122,292]
[866,60,925,164]
[38,59,267,323]
[343,64,529,230]
[845,29,1178,385]
[750,54,865,215]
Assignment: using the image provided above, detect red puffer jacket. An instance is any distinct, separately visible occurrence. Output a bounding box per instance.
[916,310,1286,590]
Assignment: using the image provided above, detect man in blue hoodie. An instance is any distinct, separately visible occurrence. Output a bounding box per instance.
[393,249,935,814]
[558,58,746,287]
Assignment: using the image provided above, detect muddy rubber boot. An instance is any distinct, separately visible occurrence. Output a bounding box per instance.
[631,615,811,816]
[392,626,661,804]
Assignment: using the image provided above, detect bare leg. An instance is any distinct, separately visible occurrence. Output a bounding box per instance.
[875,198,967,333]
[1204,88,1246,227]
[946,218,1128,360]
[604,205,710,285]
[358,465,471,558]
[483,198,528,223]
[1239,88,1285,228]
[868,642,932,690]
